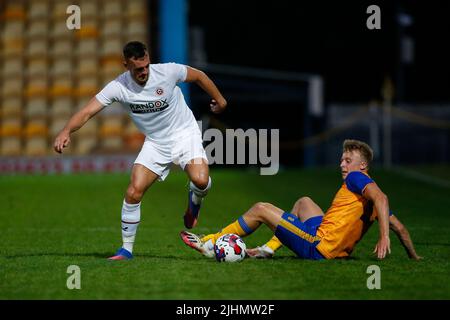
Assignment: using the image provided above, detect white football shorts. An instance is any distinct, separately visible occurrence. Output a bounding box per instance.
[134,128,207,181]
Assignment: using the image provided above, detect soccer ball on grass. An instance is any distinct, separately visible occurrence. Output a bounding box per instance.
[214,234,246,262]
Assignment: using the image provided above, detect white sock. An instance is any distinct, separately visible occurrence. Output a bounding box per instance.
[121,200,141,253]
[123,238,135,253]
[190,177,212,205]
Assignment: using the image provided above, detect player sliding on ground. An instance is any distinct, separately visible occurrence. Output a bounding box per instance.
[181,139,422,260]
[54,41,227,260]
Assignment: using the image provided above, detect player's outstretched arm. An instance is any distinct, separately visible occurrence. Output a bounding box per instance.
[184,66,227,114]
[54,97,104,153]
[363,183,391,259]
[389,215,422,260]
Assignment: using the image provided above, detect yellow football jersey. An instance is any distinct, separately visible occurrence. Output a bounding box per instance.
[316,171,376,259]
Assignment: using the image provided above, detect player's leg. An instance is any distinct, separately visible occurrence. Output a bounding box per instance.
[183,158,211,229]
[175,128,211,229]
[247,197,324,258]
[109,164,159,260]
[291,196,324,221]
[181,202,284,257]
[270,209,324,260]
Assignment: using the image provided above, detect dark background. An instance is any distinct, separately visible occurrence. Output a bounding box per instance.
[149,0,450,167]
[187,0,450,104]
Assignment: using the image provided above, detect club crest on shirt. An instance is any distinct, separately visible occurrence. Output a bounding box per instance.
[156,87,164,95]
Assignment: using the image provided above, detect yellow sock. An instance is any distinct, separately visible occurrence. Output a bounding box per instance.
[265,236,283,252]
[200,233,216,244]
[201,217,252,244]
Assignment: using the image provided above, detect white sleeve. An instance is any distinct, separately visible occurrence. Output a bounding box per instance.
[95,81,120,106]
[167,63,187,84]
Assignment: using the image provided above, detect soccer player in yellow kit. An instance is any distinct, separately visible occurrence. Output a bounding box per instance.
[181,139,422,260]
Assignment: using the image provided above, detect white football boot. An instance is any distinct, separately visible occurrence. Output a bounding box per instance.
[246,245,274,259]
[180,231,215,258]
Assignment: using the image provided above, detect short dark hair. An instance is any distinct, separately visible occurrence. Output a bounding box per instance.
[123,41,147,60]
[343,139,374,166]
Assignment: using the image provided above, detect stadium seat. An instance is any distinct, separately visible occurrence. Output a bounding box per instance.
[28,58,49,78]
[101,38,123,58]
[2,39,25,57]
[25,97,48,118]
[26,39,49,57]
[126,19,148,40]
[51,20,75,40]
[72,118,99,154]
[0,0,150,156]
[100,135,124,152]
[24,137,49,156]
[101,62,124,83]
[74,135,98,155]
[25,77,48,98]
[28,0,50,21]
[52,1,73,20]
[2,58,23,78]
[1,97,23,118]
[75,97,92,111]
[2,78,24,97]
[27,20,49,39]
[76,38,98,57]
[51,39,73,57]
[101,20,123,39]
[76,59,99,77]
[100,116,124,134]
[2,3,26,21]
[75,22,99,40]
[79,0,97,18]
[126,0,148,19]
[0,9,26,58]
[78,118,99,136]
[75,77,98,98]
[102,0,122,19]
[23,119,48,137]
[1,20,24,40]
[50,97,73,118]
[49,118,66,137]
[51,59,73,78]
[99,113,125,152]
[50,77,73,97]
[124,120,145,152]
[1,136,22,156]
[0,116,22,156]
[23,119,49,156]
[1,117,22,138]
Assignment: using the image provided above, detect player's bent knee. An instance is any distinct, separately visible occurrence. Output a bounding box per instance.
[126,185,144,203]
[252,202,271,213]
[190,176,211,194]
[191,176,209,190]
[295,196,313,208]
[250,202,280,226]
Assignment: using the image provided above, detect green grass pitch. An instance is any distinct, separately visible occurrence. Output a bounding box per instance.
[1,167,449,299]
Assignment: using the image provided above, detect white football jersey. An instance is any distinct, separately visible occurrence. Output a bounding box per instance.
[95,63,199,142]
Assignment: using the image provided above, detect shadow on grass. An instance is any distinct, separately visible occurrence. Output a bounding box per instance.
[3,252,198,261]
[3,253,367,262]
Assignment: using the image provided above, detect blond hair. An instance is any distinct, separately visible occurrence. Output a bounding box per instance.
[343,139,374,166]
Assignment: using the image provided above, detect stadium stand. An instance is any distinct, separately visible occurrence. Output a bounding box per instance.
[0,0,148,157]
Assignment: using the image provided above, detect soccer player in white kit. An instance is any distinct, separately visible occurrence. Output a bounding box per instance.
[54,41,227,260]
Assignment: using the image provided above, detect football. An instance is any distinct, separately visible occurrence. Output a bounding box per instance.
[214,234,247,262]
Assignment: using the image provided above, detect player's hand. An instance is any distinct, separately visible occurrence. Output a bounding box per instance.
[373,236,391,259]
[54,129,71,153]
[210,98,227,114]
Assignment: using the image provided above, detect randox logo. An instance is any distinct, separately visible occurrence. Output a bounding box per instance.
[129,99,169,114]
